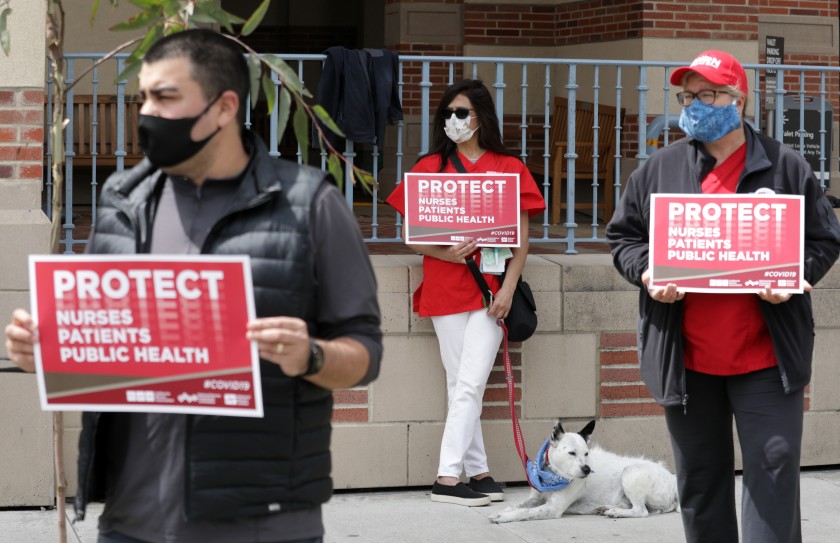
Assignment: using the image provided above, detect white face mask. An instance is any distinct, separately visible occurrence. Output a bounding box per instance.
[444,115,478,144]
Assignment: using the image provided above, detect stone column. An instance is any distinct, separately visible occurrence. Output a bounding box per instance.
[0,0,56,506]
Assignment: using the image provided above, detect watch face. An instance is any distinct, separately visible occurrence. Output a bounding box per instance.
[306,339,324,375]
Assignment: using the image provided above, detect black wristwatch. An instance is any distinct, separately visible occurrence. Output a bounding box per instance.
[304,338,325,376]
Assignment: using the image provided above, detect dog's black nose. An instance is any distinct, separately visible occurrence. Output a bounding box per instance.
[581,465,591,476]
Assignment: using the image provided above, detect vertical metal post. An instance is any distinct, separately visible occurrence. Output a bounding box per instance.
[420,61,431,155]
[63,60,76,254]
[493,63,505,130]
[774,70,785,142]
[344,139,355,208]
[394,61,405,239]
[115,57,126,172]
[636,66,649,163]
[564,63,579,254]
[519,65,528,162]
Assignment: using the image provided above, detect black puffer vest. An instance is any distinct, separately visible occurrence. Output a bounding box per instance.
[74,134,334,521]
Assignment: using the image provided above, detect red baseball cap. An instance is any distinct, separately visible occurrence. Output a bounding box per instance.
[670,50,748,95]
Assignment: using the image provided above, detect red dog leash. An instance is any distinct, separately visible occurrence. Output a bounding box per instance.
[500,320,536,488]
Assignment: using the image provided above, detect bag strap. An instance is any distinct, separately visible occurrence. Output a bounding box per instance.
[448,151,468,173]
[465,257,493,307]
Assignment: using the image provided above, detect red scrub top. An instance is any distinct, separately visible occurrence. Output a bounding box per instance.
[386,151,546,317]
[681,143,778,375]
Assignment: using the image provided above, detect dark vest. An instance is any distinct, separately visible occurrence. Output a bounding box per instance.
[74,134,335,521]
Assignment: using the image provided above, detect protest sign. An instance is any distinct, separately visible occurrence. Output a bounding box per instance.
[29,255,262,417]
[402,172,521,246]
[649,193,804,293]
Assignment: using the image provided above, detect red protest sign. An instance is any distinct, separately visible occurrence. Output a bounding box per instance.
[29,255,262,417]
[649,194,804,293]
[403,172,521,246]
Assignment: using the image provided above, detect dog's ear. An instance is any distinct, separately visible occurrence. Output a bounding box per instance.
[550,419,565,444]
[579,420,596,443]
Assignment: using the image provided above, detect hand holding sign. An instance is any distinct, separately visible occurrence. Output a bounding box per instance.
[4,308,38,373]
[246,316,311,377]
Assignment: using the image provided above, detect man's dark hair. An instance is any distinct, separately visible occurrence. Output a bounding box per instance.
[143,29,249,127]
[427,79,519,172]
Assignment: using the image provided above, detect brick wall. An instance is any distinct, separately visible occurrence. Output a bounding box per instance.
[464,4,555,47]
[0,89,44,183]
[599,332,663,418]
[597,331,812,418]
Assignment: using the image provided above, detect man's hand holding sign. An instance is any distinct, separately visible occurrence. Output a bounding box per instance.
[647,193,805,300]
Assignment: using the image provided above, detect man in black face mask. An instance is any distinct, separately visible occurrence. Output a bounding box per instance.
[4,29,382,543]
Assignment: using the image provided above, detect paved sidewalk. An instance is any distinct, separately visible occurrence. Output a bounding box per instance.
[2,470,839,542]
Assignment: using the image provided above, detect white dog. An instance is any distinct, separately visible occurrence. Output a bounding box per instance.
[490,420,680,523]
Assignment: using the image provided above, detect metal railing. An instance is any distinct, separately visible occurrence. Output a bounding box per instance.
[45,53,840,254]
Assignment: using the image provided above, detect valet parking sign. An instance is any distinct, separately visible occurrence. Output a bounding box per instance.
[403,172,521,246]
[29,255,263,417]
[650,194,804,293]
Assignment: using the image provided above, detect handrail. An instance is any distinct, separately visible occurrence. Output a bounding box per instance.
[48,54,840,254]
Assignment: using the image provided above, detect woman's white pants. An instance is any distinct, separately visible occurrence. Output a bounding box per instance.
[432,309,503,479]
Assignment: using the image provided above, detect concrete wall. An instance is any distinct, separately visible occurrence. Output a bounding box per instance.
[331,254,840,490]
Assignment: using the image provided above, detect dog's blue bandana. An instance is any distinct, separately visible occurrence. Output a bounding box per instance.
[526,438,572,492]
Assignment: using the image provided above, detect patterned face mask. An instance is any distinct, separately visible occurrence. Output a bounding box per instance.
[444,115,478,144]
[678,99,741,142]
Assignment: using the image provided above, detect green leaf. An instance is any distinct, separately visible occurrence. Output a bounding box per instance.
[261,55,312,99]
[89,0,100,25]
[293,107,309,164]
[327,153,344,191]
[261,72,276,116]
[0,8,10,56]
[191,2,244,33]
[312,104,344,138]
[276,87,291,145]
[242,0,271,37]
[247,54,262,109]
[116,23,162,82]
[126,0,156,8]
[353,168,378,193]
[110,11,157,32]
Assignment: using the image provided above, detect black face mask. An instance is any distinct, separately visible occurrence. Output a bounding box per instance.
[138,95,221,168]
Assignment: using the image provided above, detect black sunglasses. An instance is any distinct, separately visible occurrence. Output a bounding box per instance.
[441,107,474,120]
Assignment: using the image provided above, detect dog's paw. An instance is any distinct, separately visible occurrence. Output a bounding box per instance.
[593,506,610,515]
[489,510,518,524]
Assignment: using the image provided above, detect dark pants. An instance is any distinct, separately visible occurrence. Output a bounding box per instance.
[98,532,323,543]
[664,367,803,543]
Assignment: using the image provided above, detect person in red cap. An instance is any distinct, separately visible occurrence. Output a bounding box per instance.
[607,50,840,543]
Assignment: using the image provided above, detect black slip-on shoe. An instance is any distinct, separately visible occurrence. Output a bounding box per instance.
[430,482,491,507]
[468,476,505,502]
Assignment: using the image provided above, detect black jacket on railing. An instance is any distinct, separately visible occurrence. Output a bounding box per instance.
[607,123,840,409]
[315,46,403,148]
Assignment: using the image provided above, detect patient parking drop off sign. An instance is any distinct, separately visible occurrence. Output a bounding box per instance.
[29,255,263,417]
[649,194,804,293]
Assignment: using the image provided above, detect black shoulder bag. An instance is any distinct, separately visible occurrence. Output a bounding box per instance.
[449,152,538,342]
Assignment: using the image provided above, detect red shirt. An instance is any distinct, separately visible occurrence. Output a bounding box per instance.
[386,151,546,317]
[682,143,777,375]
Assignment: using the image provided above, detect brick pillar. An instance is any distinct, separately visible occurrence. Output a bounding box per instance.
[380,1,465,198]
[0,1,55,507]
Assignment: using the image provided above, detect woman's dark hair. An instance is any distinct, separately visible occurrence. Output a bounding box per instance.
[427,79,519,172]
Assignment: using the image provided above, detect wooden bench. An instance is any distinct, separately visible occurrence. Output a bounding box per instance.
[526,96,622,224]
[64,94,144,168]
